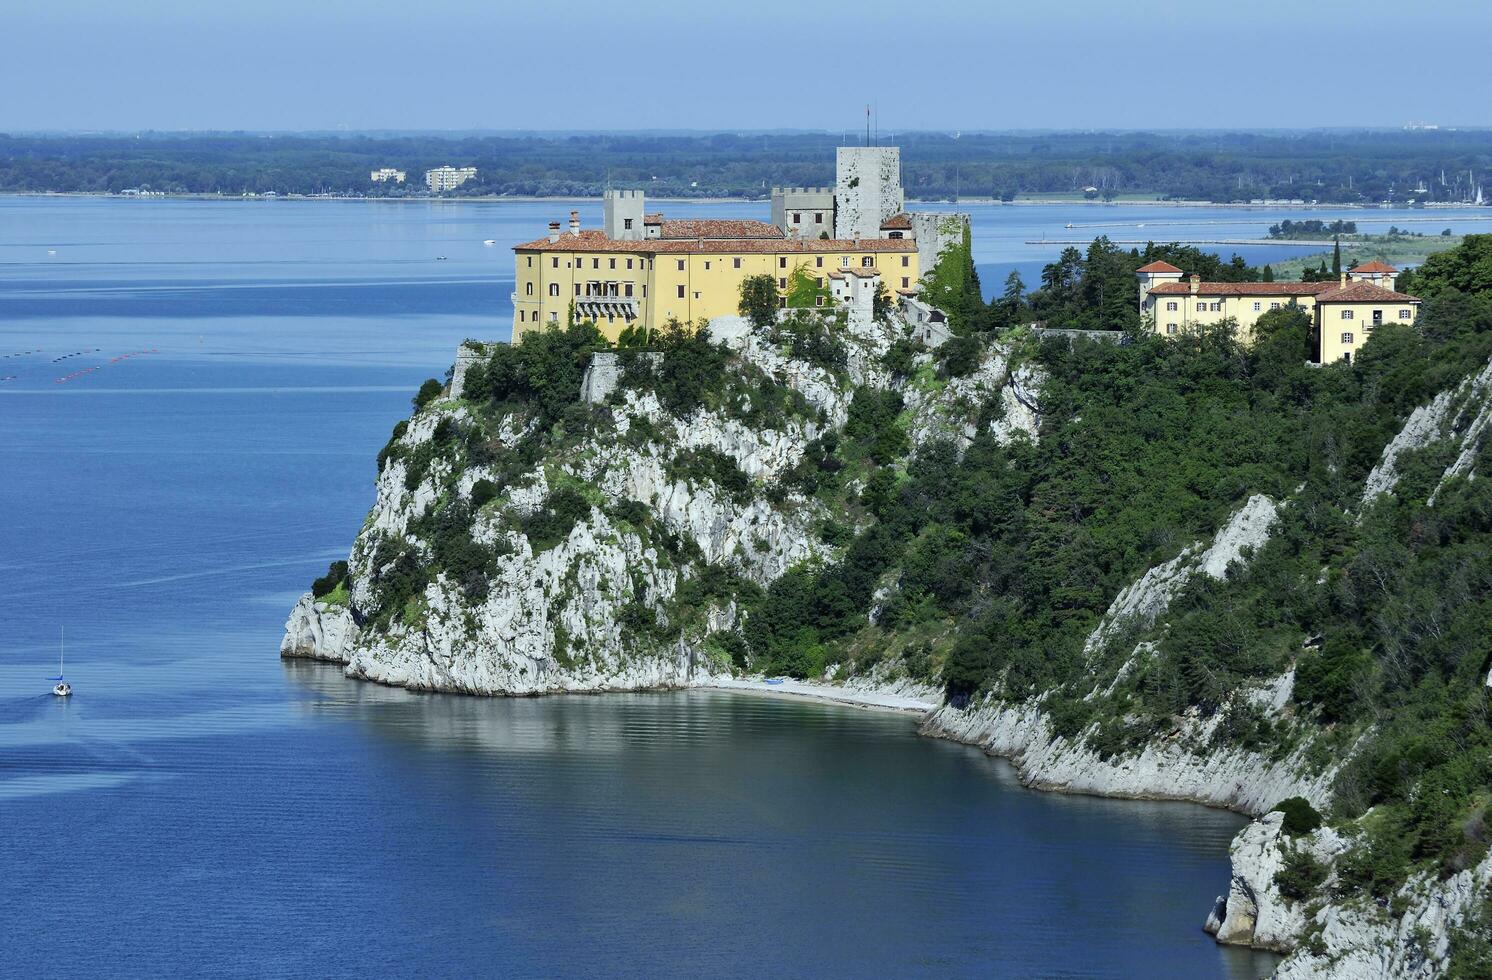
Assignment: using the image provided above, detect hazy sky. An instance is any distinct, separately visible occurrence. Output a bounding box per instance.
[4,0,1488,132]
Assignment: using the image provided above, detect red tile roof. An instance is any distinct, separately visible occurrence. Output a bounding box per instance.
[643,213,664,225]
[657,218,782,240]
[1315,282,1420,303]
[514,230,917,255]
[880,213,913,230]
[1148,281,1334,297]
[1351,260,1399,274]
[1137,260,1183,274]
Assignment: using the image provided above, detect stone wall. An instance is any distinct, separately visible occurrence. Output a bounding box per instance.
[909,211,970,281]
[450,341,490,399]
[579,351,662,405]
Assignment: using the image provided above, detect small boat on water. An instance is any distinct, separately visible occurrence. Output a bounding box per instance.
[765,678,785,686]
[50,627,71,697]
[482,239,496,246]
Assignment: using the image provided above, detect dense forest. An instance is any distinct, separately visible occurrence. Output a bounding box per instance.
[3,129,1492,203]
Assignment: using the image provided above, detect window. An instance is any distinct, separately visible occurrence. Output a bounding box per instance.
[815,296,824,307]
[779,257,787,269]
[890,231,903,239]
[733,257,741,269]
[901,277,909,288]
[642,286,647,297]
[1165,301,1177,312]
[814,213,823,224]
[1399,308,1412,319]
[815,257,823,268]
[626,258,633,269]
[1210,302,1221,312]
[778,297,786,308]
[1270,302,1280,310]
[862,256,873,267]
[624,283,633,297]
[814,277,823,287]
[526,257,532,267]
[778,277,787,288]
[1196,302,1206,313]
[1341,332,1355,344]
[1341,309,1354,320]
[624,218,633,230]
[1372,309,1383,324]
[841,257,850,269]
[519,310,525,322]
[676,285,685,298]
[574,284,580,296]
[901,256,909,267]
[548,311,558,322]
[792,212,801,224]
[552,257,559,269]
[549,283,559,297]
[693,291,700,300]
[1166,324,1177,334]
[677,260,685,271]
[609,258,616,269]
[525,282,533,296]
[704,261,711,270]
[1253,302,1261,312]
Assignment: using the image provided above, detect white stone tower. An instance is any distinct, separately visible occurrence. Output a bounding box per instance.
[834,147,903,240]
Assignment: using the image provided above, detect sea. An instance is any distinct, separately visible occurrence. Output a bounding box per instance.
[4,194,1486,977]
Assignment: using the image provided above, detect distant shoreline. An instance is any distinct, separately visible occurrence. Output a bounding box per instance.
[5,190,1491,212]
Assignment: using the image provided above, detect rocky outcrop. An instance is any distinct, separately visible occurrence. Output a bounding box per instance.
[1205,812,1349,952]
[922,689,1331,816]
[1275,854,1492,979]
[1363,356,1492,506]
[1082,493,1278,657]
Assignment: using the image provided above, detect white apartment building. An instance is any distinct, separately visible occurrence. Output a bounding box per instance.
[425,166,478,192]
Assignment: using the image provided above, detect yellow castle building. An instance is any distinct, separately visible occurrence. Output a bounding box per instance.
[1138,259,1421,364]
[511,206,919,341]
[510,147,967,343]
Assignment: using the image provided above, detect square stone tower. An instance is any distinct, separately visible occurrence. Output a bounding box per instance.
[604,189,646,240]
[834,147,903,240]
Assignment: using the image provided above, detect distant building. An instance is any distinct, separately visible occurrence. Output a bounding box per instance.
[1137,259,1421,364]
[370,168,406,184]
[425,166,478,192]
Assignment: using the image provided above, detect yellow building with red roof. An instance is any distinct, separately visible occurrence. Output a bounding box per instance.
[1138,260,1421,363]
[512,200,919,342]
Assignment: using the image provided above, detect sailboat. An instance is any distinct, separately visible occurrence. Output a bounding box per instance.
[51,627,71,697]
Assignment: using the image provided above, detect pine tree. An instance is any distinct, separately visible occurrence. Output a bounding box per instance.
[1332,237,1342,277]
[1262,265,1275,283]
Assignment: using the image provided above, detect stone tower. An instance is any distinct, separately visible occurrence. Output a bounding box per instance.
[834,146,904,240]
[604,189,645,240]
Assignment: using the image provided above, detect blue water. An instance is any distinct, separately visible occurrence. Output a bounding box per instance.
[10,194,1482,977]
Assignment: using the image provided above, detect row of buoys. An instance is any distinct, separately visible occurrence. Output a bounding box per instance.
[53,348,158,385]
[2,350,44,359]
[51,349,100,363]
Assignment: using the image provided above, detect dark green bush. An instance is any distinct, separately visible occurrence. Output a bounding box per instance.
[311,560,348,598]
[413,378,444,411]
[1274,846,1328,903]
[1274,797,1325,836]
[470,478,499,510]
[522,486,593,550]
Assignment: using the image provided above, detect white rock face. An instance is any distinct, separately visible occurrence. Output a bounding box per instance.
[1274,854,1492,979]
[1363,356,1492,506]
[921,692,1333,816]
[1082,493,1278,657]
[1207,813,1349,952]
[281,595,359,662]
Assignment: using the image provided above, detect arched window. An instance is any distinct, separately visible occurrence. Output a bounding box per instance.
[549,283,559,297]
[525,282,533,296]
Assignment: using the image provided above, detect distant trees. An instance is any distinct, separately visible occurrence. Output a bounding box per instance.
[1269,219,1358,238]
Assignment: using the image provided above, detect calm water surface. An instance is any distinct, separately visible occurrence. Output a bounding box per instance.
[9,195,1484,977]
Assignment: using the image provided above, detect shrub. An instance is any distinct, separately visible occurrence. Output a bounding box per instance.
[312,560,348,598]
[413,378,444,411]
[1274,797,1325,836]
[1274,846,1328,903]
[522,486,593,550]
[470,478,499,509]
[939,334,983,378]
[738,274,778,329]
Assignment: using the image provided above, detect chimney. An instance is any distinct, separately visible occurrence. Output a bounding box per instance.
[1188,273,1200,295]
[569,211,580,237]
[1339,271,1347,287]
[547,221,561,243]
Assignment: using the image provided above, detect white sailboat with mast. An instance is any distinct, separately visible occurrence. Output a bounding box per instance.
[51,627,71,697]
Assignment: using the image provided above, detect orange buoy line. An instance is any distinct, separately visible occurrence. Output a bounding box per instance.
[53,348,160,384]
